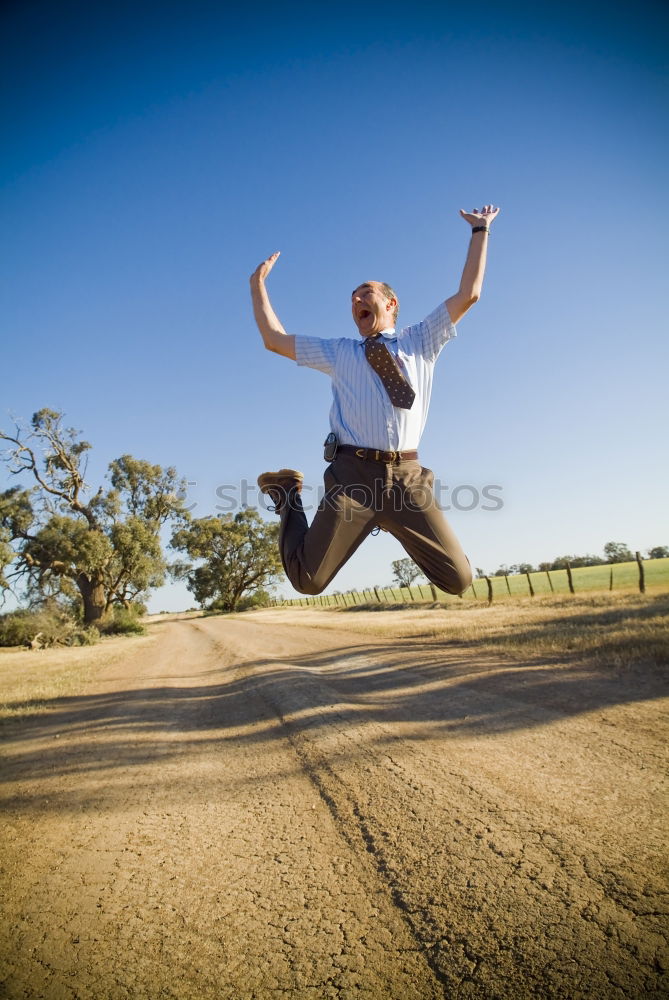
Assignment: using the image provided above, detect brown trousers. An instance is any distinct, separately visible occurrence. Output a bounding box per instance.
[279,452,472,596]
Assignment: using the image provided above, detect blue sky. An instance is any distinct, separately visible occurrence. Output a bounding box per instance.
[2,0,668,610]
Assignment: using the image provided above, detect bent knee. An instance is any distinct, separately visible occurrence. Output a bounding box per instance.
[432,565,472,596]
[295,583,323,597]
[453,572,473,596]
[292,574,328,597]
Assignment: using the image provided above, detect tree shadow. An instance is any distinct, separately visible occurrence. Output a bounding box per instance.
[2,593,667,815]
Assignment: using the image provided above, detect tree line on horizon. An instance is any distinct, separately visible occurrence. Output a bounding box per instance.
[389,542,668,591]
[481,541,668,580]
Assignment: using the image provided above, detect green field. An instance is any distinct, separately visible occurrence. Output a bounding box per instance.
[279,557,669,607]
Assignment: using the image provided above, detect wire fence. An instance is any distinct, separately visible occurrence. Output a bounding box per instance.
[269,556,669,608]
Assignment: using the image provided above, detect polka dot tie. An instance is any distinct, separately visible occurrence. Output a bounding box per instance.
[364,336,415,409]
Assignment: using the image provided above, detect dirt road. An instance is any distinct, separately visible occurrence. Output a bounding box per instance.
[1,609,667,999]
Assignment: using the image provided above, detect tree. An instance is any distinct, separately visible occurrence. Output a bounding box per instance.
[0,409,189,623]
[170,509,282,612]
[547,553,605,570]
[648,546,669,559]
[391,557,423,588]
[603,541,634,564]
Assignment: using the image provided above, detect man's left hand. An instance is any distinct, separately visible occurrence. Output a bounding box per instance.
[459,204,500,227]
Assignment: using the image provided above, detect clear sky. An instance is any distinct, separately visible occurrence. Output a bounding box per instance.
[2,0,668,611]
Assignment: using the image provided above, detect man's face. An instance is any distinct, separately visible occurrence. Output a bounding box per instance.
[351,281,397,338]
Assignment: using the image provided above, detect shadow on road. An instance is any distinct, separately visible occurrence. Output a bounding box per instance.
[2,594,667,811]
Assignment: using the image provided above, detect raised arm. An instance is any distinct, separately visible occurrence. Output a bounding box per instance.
[445,205,500,325]
[249,251,296,361]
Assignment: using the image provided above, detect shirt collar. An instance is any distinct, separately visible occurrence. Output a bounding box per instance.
[359,327,397,345]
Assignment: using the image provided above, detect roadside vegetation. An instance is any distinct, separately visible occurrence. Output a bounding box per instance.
[258,591,669,670]
[1,408,190,630]
[1,409,280,635]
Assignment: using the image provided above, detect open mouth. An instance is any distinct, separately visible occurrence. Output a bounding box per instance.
[358,309,372,321]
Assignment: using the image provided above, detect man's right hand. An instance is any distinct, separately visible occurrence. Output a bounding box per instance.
[250,251,280,286]
[249,250,296,361]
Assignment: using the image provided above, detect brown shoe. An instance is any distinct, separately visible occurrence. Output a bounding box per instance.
[257,468,304,513]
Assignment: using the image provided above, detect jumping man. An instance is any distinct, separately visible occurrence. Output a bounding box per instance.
[250,204,500,596]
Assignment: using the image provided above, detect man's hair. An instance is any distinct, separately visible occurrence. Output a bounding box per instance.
[379,282,399,324]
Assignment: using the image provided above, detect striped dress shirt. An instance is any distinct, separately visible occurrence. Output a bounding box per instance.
[294,301,456,451]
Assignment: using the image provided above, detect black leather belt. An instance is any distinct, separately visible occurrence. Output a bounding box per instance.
[338,444,419,464]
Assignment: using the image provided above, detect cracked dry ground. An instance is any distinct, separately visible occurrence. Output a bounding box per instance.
[1,610,667,999]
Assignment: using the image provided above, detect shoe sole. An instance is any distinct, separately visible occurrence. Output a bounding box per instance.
[257,469,304,493]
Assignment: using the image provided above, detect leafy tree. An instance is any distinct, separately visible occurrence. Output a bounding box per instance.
[603,541,634,564]
[391,557,423,588]
[648,546,669,559]
[0,409,189,623]
[494,562,535,576]
[494,564,511,577]
[170,509,282,612]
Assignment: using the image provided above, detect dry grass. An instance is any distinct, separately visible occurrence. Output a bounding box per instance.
[248,592,669,669]
[0,632,156,722]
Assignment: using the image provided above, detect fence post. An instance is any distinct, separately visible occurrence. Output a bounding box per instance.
[636,551,645,594]
[430,583,438,601]
[471,579,478,599]
[504,574,511,596]
[545,570,554,593]
[609,567,614,592]
[525,571,535,597]
[485,576,493,606]
[565,561,575,595]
